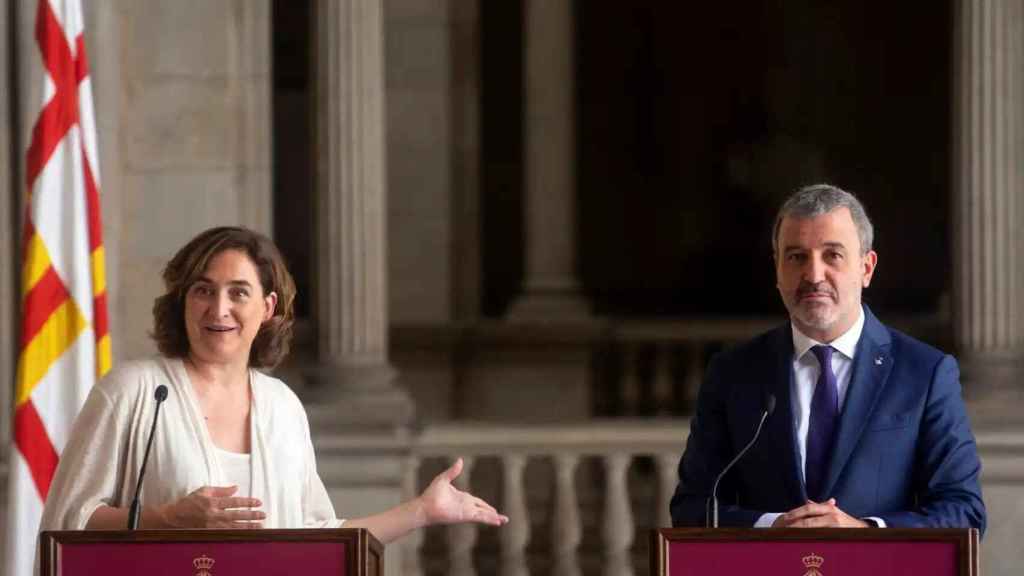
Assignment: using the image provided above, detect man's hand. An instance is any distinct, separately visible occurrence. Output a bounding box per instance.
[772,498,869,528]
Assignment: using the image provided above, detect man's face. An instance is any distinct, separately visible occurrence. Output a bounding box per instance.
[775,207,877,342]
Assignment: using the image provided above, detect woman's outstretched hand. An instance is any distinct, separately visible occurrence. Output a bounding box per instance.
[417,458,509,527]
[162,485,265,528]
[344,456,509,544]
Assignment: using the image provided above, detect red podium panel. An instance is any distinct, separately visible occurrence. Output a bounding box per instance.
[652,528,978,576]
[40,528,382,576]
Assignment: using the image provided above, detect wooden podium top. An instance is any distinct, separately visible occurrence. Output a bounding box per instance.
[652,528,979,576]
[40,528,383,576]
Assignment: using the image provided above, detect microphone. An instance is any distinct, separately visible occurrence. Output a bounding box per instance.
[127,384,169,530]
[707,393,776,528]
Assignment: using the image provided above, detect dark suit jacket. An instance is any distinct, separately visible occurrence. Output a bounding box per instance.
[670,307,986,533]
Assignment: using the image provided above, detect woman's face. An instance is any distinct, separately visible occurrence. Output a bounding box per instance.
[184,249,277,367]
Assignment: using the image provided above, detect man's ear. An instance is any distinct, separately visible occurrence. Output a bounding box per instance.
[861,251,878,288]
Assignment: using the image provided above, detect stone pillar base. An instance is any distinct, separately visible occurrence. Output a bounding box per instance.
[507,290,591,321]
[303,363,416,429]
[961,351,1024,425]
[313,423,411,576]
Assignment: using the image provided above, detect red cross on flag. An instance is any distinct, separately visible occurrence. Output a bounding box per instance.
[4,1,110,575]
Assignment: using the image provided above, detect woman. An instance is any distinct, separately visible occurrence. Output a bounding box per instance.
[40,227,507,543]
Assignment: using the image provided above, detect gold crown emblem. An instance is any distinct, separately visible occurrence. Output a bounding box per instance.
[802,553,824,569]
[193,555,215,571]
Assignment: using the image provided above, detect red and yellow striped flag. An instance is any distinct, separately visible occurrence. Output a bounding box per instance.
[4,1,109,574]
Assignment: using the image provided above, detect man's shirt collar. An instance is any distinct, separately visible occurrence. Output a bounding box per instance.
[791,305,865,361]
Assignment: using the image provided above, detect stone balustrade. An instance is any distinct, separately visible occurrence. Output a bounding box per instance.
[383,421,1024,576]
[401,419,690,576]
[390,314,950,422]
[599,315,951,418]
[0,423,1022,575]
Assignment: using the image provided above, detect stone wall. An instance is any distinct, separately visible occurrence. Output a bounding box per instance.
[0,0,273,568]
[102,0,273,361]
[387,0,454,324]
[386,0,481,422]
[387,0,480,325]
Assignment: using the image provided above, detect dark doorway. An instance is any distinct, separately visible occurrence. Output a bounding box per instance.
[480,1,953,318]
[272,0,314,319]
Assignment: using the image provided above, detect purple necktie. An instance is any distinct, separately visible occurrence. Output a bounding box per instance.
[805,345,839,501]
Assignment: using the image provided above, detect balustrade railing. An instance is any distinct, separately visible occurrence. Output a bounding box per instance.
[390,315,950,421]
[402,419,690,576]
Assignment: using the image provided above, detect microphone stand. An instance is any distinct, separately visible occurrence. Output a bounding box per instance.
[127,385,168,530]
[708,395,776,528]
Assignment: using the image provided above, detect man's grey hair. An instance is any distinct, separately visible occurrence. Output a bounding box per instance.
[772,183,874,256]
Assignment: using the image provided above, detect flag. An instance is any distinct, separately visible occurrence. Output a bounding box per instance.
[4,1,110,574]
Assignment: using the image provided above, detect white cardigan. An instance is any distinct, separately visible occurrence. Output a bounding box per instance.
[40,357,343,531]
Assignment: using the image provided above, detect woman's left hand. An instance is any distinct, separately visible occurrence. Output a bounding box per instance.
[418,458,509,527]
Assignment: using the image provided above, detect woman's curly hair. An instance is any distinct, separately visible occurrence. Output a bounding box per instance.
[151,226,296,369]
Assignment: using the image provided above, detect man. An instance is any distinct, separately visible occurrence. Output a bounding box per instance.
[670,184,985,531]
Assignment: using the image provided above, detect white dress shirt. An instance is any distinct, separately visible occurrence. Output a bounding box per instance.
[789,308,864,478]
[755,306,885,527]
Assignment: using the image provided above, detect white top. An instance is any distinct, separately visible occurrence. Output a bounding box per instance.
[215,447,253,502]
[39,357,343,533]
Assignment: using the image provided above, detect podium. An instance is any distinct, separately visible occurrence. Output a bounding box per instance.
[39,528,383,576]
[651,528,978,576]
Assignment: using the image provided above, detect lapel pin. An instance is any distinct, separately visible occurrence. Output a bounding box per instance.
[874,356,884,366]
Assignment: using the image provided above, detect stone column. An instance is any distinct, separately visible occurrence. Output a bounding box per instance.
[310,0,413,427]
[953,0,1024,403]
[310,9,413,576]
[508,0,590,319]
